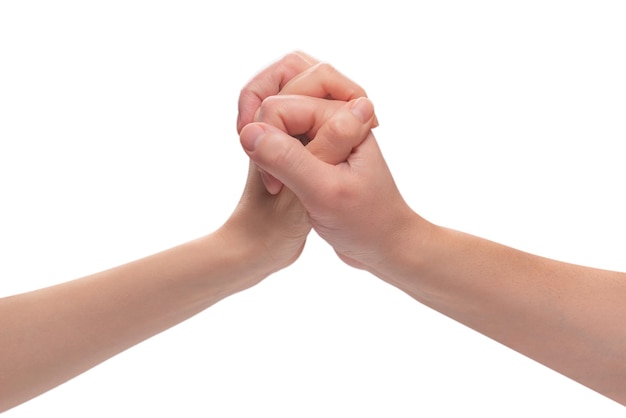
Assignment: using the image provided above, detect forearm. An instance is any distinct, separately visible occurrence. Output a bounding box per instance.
[375,217,626,405]
[0,230,264,412]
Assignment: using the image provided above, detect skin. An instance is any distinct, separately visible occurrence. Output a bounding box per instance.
[237,51,378,195]
[0,70,377,412]
[6,48,623,410]
[239,52,626,406]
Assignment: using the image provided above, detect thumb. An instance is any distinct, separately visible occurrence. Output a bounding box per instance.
[240,123,332,200]
[244,97,375,195]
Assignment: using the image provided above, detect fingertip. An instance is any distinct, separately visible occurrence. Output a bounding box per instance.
[292,50,319,65]
[372,116,379,129]
[236,88,260,133]
[240,123,266,153]
[260,170,284,195]
[349,97,375,123]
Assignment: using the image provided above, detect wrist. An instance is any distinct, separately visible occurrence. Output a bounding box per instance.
[366,209,439,292]
[216,212,307,285]
[210,225,273,292]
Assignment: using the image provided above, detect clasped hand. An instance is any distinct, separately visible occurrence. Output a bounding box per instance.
[4,51,624,414]
[227,51,423,280]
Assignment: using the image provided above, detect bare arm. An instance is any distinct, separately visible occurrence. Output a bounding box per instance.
[242,111,626,406]
[0,82,376,412]
[0,231,265,412]
[382,220,626,404]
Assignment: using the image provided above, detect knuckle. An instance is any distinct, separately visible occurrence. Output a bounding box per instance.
[256,96,282,120]
[237,86,262,118]
[283,51,304,64]
[260,94,282,108]
[238,78,262,102]
[325,113,351,139]
[281,52,309,73]
[268,137,301,170]
[326,108,364,143]
[290,49,306,58]
[314,62,337,76]
[326,178,354,203]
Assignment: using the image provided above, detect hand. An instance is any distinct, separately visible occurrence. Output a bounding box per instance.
[237,50,374,133]
[224,95,377,277]
[240,106,424,274]
[237,50,378,194]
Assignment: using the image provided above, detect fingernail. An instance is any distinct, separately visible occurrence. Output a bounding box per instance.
[259,170,272,192]
[350,97,374,123]
[259,170,284,195]
[241,124,265,152]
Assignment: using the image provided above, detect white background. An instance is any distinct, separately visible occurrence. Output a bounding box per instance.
[1,1,625,415]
